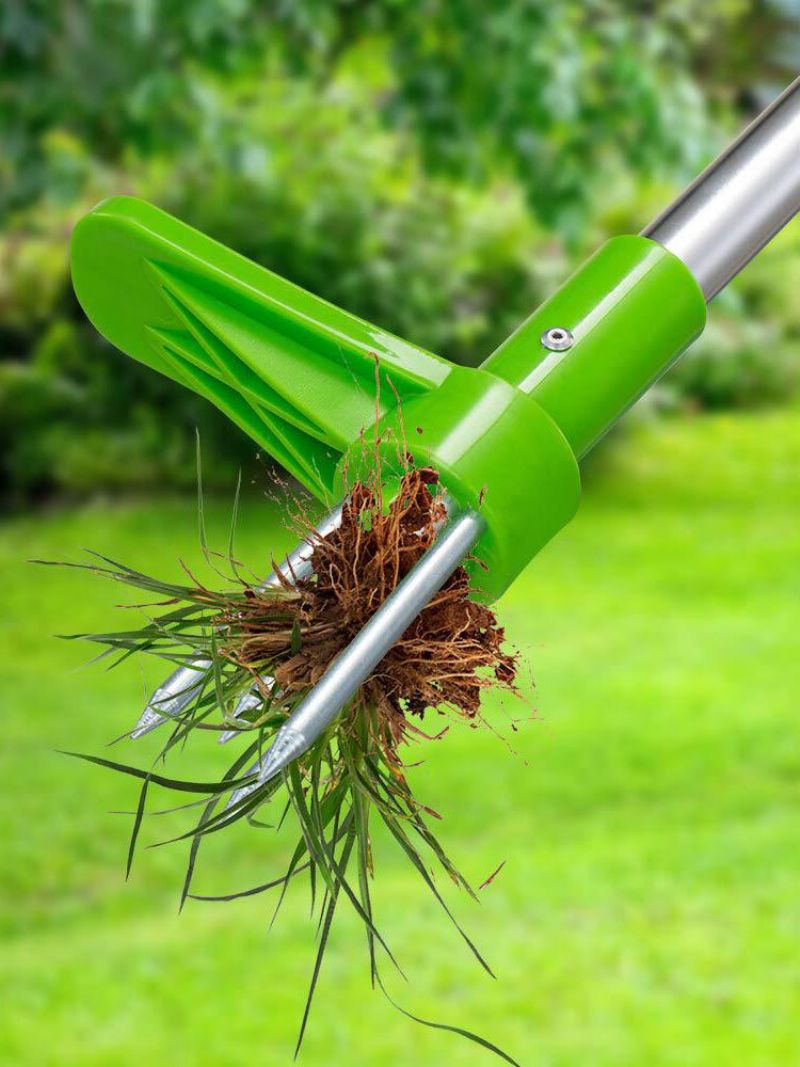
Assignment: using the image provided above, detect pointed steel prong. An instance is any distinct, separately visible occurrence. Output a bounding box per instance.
[129,502,344,739]
[226,724,309,809]
[218,676,275,744]
[226,505,485,785]
[130,663,208,738]
[131,706,175,740]
[225,776,260,810]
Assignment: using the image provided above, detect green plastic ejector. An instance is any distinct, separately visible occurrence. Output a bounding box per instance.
[71,198,706,599]
[70,75,800,788]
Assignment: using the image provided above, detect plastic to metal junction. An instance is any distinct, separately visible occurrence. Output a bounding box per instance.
[643,76,800,299]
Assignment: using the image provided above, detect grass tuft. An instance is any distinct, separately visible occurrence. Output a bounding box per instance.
[44,453,521,1064]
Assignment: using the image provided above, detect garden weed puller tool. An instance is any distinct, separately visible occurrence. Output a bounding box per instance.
[71,77,800,799]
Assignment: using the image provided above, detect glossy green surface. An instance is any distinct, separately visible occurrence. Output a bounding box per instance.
[484,236,707,456]
[341,364,580,600]
[71,197,451,503]
[71,200,708,597]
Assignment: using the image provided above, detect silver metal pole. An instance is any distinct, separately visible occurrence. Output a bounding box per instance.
[130,502,344,738]
[227,506,485,805]
[643,76,800,299]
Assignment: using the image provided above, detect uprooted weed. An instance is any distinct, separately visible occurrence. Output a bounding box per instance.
[40,456,522,1065]
[222,464,517,762]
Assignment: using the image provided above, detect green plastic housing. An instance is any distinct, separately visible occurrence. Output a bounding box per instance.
[483,235,707,457]
[71,197,706,600]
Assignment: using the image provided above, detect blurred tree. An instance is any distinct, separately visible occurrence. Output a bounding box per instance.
[1,0,279,215]
[1,1,799,507]
[4,1,799,227]
[265,0,800,233]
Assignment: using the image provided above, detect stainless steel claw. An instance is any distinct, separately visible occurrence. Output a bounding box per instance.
[131,503,344,738]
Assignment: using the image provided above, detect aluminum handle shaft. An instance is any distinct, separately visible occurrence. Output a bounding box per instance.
[643,76,800,299]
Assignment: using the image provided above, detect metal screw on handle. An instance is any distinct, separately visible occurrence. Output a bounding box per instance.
[541,327,574,352]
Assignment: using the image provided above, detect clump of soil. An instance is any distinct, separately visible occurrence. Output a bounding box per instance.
[220,463,517,762]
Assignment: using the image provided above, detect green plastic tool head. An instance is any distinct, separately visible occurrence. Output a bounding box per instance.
[71,196,705,599]
[70,196,453,503]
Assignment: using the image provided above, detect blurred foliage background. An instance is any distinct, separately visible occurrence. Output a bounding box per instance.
[2,0,800,509]
[3,8,800,1065]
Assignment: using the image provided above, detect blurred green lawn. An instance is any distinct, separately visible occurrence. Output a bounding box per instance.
[2,410,800,1067]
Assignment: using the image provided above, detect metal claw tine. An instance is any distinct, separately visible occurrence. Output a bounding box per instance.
[226,726,309,809]
[130,502,344,738]
[218,675,275,744]
[130,664,208,739]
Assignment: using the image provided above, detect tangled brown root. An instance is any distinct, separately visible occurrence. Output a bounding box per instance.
[220,464,517,763]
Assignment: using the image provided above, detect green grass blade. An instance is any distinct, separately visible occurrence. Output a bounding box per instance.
[179,741,262,909]
[375,971,521,1067]
[126,776,150,879]
[294,825,356,1058]
[59,751,255,794]
[378,805,495,978]
[190,862,312,902]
